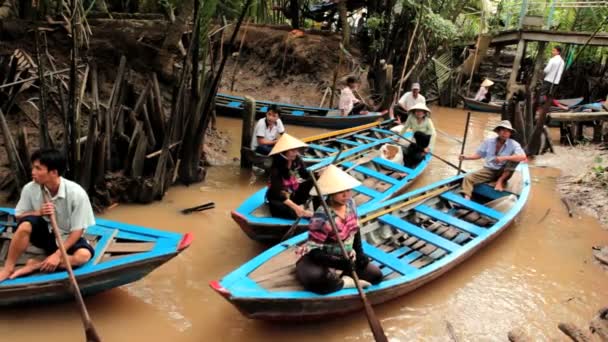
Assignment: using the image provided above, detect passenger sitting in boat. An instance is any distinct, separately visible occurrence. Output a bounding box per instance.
[339,76,368,116]
[251,104,285,155]
[473,78,494,103]
[399,103,436,168]
[458,120,527,199]
[0,148,96,282]
[394,82,426,123]
[266,134,315,219]
[296,165,382,294]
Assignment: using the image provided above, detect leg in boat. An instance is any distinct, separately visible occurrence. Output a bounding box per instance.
[461,167,499,200]
[0,219,37,282]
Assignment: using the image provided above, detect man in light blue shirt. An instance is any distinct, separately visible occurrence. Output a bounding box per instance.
[0,148,96,282]
[459,120,527,199]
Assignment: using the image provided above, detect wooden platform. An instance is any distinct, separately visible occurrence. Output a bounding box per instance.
[490,29,608,47]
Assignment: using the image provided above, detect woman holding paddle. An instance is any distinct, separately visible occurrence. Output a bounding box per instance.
[295,165,382,294]
[266,133,315,219]
[399,103,436,167]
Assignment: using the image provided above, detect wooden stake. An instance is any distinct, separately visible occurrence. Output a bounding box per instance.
[79,63,99,191]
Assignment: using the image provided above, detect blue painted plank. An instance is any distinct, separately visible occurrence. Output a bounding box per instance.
[474,183,511,200]
[371,157,414,174]
[415,204,486,237]
[388,245,411,257]
[363,242,417,275]
[354,134,379,142]
[378,215,460,253]
[307,143,337,153]
[227,101,242,108]
[401,250,422,264]
[291,110,305,116]
[335,138,361,146]
[0,221,16,227]
[354,185,384,199]
[440,192,503,221]
[259,106,268,113]
[341,162,398,185]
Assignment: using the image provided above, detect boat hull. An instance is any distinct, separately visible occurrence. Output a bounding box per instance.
[462,97,503,113]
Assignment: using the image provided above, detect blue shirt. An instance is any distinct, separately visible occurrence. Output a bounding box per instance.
[476,137,525,170]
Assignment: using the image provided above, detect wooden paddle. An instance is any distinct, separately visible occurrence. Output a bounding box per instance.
[41,187,101,342]
[181,202,215,214]
[308,171,388,342]
[384,130,467,173]
[280,147,345,241]
[457,112,471,175]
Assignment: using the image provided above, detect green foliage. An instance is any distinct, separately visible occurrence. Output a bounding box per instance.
[421,10,458,43]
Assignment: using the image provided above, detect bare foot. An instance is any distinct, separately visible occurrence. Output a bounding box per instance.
[464,195,471,200]
[9,259,42,279]
[342,275,371,289]
[0,267,14,283]
[494,181,505,192]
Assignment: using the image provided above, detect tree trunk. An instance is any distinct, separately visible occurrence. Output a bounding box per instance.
[289,0,299,29]
[337,0,349,50]
[157,0,194,81]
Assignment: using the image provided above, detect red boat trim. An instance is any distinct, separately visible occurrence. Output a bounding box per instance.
[178,232,194,251]
[209,280,231,298]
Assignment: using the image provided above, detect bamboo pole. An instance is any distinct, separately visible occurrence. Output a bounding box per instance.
[34,29,51,148]
[395,5,422,105]
[79,63,98,191]
[229,19,251,91]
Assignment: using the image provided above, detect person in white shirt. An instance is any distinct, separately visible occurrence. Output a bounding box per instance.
[339,76,368,116]
[0,148,96,282]
[474,78,494,103]
[251,104,285,155]
[542,46,565,96]
[394,82,426,123]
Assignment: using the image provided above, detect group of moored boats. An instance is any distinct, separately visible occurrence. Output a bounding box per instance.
[0,95,531,325]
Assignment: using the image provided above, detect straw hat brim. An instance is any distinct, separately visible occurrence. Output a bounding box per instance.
[481,79,494,87]
[310,165,362,196]
[269,133,309,155]
[408,103,431,115]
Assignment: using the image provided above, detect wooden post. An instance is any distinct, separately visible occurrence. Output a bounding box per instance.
[329,48,343,109]
[382,64,393,113]
[240,96,256,168]
[529,42,547,96]
[507,39,526,101]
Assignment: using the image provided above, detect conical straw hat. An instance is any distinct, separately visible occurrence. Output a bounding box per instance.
[481,78,494,87]
[269,133,308,156]
[310,164,362,196]
[408,103,431,115]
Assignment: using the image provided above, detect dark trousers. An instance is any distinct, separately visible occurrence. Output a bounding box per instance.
[402,131,431,168]
[267,179,315,219]
[255,144,273,156]
[541,80,557,97]
[392,104,408,123]
[16,216,95,257]
[295,253,382,294]
[348,102,367,116]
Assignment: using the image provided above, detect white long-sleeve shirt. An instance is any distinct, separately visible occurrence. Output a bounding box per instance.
[544,55,565,85]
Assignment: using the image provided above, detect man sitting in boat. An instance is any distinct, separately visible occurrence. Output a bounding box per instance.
[399,103,436,167]
[266,134,315,219]
[394,82,426,123]
[251,104,285,155]
[296,165,382,294]
[473,78,494,103]
[458,121,527,199]
[339,76,369,116]
[0,148,96,282]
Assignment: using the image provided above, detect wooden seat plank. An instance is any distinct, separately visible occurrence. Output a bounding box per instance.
[415,204,486,236]
[379,215,460,253]
[342,162,398,185]
[440,192,503,220]
[363,242,417,275]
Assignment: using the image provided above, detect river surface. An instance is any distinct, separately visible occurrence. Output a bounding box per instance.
[1,107,606,341]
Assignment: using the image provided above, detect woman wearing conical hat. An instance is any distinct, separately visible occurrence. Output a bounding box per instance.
[474,78,494,103]
[399,102,436,168]
[266,133,314,219]
[295,165,382,294]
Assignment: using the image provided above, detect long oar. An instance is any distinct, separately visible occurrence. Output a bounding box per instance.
[384,130,467,173]
[41,187,101,342]
[457,112,471,175]
[280,147,345,241]
[308,171,388,342]
[181,202,215,214]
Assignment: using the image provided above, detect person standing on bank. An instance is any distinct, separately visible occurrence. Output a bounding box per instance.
[296,165,382,294]
[394,83,426,123]
[339,76,369,117]
[0,148,96,282]
[251,104,285,155]
[266,133,315,219]
[541,46,565,97]
[458,121,527,199]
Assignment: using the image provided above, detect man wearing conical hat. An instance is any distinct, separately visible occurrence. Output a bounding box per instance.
[251,104,285,155]
[266,134,314,219]
[459,120,527,199]
[473,78,494,103]
[295,165,382,294]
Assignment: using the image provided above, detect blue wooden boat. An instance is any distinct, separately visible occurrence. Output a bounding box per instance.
[462,96,504,113]
[0,208,192,306]
[231,126,432,243]
[213,164,530,320]
[216,93,385,129]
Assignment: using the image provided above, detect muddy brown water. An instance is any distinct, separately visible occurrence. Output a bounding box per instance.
[1,108,606,341]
